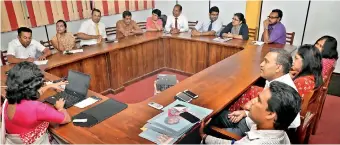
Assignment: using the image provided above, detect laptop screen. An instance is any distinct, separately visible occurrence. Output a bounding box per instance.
[65,70,91,97]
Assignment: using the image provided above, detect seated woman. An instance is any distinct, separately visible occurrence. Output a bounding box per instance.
[146,9,163,31]
[229,44,323,112]
[219,13,249,40]
[3,62,71,144]
[51,20,76,52]
[314,35,338,80]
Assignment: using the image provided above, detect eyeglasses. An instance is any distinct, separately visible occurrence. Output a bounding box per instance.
[232,18,239,21]
[267,16,279,19]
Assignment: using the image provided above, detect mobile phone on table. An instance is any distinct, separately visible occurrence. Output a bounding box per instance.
[180,112,200,123]
[148,102,163,110]
[174,92,192,102]
[183,90,198,99]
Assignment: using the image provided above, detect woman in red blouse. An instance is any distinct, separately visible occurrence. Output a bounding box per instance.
[314,35,338,80]
[290,44,323,98]
[229,45,323,111]
[2,62,71,144]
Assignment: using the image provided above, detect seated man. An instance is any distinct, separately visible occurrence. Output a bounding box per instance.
[165,4,189,34]
[77,8,107,47]
[261,9,286,44]
[201,81,301,144]
[211,49,300,137]
[116,10,143,39]
[7,27,51,64]
[191,6,222,36]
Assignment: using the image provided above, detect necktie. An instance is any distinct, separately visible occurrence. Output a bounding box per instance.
[95,23,100,42]
[175,17,178,29]
[208,21,213,31]
[95,23,100,35]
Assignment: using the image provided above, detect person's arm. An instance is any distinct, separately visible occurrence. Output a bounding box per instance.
[77,22,100,40]
[116,21,128,37]
[179,17,189,32]
[146,18,161,31]
[220,23,232,38]
[262,19,270,43]
[132,21,143,35]
[37,47,51,60]
[77,32,100,40]
[36,101,71,124]
[7,55,34,63]
[51,36,64,52]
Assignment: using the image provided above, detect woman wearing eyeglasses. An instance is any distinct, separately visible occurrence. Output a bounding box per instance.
[219,13,249,40]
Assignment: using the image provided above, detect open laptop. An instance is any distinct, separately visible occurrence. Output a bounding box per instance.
[45,70,91,109]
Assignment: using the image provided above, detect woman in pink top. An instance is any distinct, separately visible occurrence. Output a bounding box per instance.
[146,9,163,31]
[314,35,338,80]
[3,62,71,144]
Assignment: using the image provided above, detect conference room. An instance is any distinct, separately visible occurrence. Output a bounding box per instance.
[1,0,340,144]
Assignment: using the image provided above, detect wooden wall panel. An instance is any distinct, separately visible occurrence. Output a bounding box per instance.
[196,42,208,72]
[157,39,165,68]
[108,51,121,90]
[47,62,82,78]
[166,39,208,73]
[207,44,242,67]
[82,54,110,93]
[163,38,171,68]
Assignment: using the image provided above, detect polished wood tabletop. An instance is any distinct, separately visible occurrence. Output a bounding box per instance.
[0,32,296,144]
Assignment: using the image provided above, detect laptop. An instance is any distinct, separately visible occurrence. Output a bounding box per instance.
[45,70,91,109]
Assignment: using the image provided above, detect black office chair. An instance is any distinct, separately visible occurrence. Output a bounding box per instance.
[160,14,167,28]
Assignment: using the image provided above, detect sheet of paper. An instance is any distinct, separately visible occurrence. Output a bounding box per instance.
[73,119,87,123]
[74,97,98,109]
[33,60,48,65]
[213,37,231,42]
[252,41,265,46]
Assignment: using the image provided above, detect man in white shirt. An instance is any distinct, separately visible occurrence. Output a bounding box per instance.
[7,27,51,64]
[165,4,189,34]
[77,8,107,47]
[212,49,301,136]
[201,81,301,144]
[191,6,222,36]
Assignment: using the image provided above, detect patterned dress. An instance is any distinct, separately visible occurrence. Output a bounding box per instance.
[52,32,76,51]
[321,58,336,80]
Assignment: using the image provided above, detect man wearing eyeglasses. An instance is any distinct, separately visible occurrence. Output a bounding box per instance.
[261,9,286,44]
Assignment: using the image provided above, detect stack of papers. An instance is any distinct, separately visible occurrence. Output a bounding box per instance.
[34,60,48,65]
[139,100,213,144]
[213,37,232,43]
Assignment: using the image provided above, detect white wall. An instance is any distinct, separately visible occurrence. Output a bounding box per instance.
[259,1,309,46]
[303,1,340,73]
[177,0,209,22]
[1,10,151,50]
[154,0,177,17]
[210,0,247,25]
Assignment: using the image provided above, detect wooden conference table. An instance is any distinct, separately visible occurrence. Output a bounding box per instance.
[0,32,296,144]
